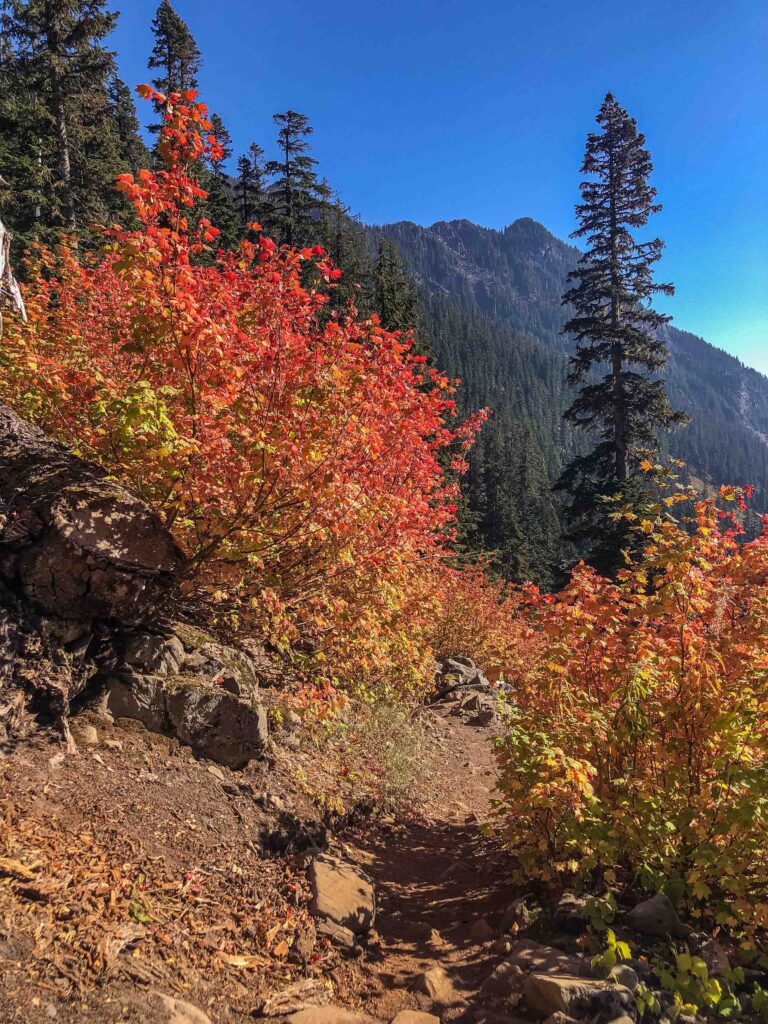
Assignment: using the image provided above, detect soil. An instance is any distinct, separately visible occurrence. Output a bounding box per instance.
[0,703,519,1024]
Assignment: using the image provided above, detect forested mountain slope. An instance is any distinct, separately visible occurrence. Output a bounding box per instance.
[366,217,768,583]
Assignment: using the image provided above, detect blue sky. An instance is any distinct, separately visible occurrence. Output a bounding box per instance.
[112,0,767,371]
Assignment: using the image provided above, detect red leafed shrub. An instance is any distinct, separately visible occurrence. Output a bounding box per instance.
[0,86,483,692]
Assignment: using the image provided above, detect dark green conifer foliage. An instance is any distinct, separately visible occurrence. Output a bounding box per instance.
[236,142,265,227]
[148,0,200,97]
[203,112,239,248]
[373,239,419,336]
[264,111,331,246]
[556,93,687,575]
[0,0,132,247]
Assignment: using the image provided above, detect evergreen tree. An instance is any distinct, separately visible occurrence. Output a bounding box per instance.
[236,142,265,227]
[0,0,139,249]
[203,111,239,247]
[556,93,687,575]
[148,0,200,97]
[373,239,419,335]
[264,110,330,246]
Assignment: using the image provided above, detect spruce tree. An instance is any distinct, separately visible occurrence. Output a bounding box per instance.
[264,110,330,246]
[556,93,687,575]
[0,0,140,248]
[236,142,265,227]
[148,0,200,96]
[203,112,239,247]
[373,239,419,335]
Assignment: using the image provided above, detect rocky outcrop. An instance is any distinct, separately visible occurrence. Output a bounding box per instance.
[0,402,183,626]
[431,656,508,728]
[105,671,268,769]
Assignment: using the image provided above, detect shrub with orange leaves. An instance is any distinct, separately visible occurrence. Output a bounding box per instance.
[0,86,483,694]
[494,483,768,944]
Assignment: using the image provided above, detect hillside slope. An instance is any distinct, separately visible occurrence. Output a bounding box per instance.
[366,217,768,580]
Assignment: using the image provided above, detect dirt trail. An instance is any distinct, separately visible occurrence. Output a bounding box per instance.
[338,715,522,1023]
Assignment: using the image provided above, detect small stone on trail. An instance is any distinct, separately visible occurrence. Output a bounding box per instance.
[523,974,630,1018]
[611,963,639,991]
[207,764,225,781]
[390,1013,440,1024]
[316,918,357,948]
[286,1009,367,1024]
[470,918,495,941]
[151,992,212,1024]
[627,892,689,938]
[480,960,524,997]
[411,965,458,1004]
[71,722,98,746]
[309,854,375,935]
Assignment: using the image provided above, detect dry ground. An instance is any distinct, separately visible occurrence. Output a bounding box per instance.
[0,702,515,1024]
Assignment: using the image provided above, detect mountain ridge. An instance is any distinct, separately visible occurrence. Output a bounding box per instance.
[364,215,768,581]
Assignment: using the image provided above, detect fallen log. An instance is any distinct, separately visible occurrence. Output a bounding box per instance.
[0,402,184,625]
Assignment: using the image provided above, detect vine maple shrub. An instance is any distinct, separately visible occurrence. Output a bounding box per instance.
[494,483,768,944]
[0,86,483,691]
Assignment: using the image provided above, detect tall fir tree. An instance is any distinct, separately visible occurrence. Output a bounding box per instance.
[236,142,265,227]
[203,111,239,247]
[373,239,419,336]
[264,110,330,246]
[556,92,687,575]
[148,0,200,97]
[0,0,142,251]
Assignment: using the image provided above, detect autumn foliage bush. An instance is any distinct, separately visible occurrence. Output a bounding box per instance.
[494,483,768,944]
[0,86,482,693]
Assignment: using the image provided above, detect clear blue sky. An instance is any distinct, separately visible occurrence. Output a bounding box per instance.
[112,0,767,371]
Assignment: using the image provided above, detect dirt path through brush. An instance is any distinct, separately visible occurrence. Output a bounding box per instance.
[337,713,523,1023]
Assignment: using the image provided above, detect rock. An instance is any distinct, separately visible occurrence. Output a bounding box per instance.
[611,963,639,991]
[70,721,98,746]
[286,1009,367,1024]
[627,893,689,938]
[693,935,730,977]
[103,738,123,750]
[554,892,590,933]
[309,854,375,935]
[411,965,458,1004]
[470,708,497,728]
[316,918,357,948]
[181,641,259,698]
[480,960,524,997]
[509,938,592,977]
[151,993,212,1024]
[523,974,632,1018]
[0,402,183,625]
[122,632,184,676]
[390,1014,440,1024]
[470,918,495,941]
[258,979,330,1017]
[105,673,268,768]
[500,896,537,932]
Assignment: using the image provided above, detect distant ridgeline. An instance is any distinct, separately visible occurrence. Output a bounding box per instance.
[364,218,768,587]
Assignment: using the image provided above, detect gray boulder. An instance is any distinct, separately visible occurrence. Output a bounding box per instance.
[105,673,268,768]
[627,893,689,938]
[122,631,184,676]
[181,641,259,698]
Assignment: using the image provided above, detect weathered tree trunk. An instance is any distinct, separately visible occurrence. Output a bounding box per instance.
[0,216,26,330]
[0,403,184,625]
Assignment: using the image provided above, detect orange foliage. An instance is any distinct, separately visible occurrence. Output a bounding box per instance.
[0,87,484,692]
[494,485,768,942]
